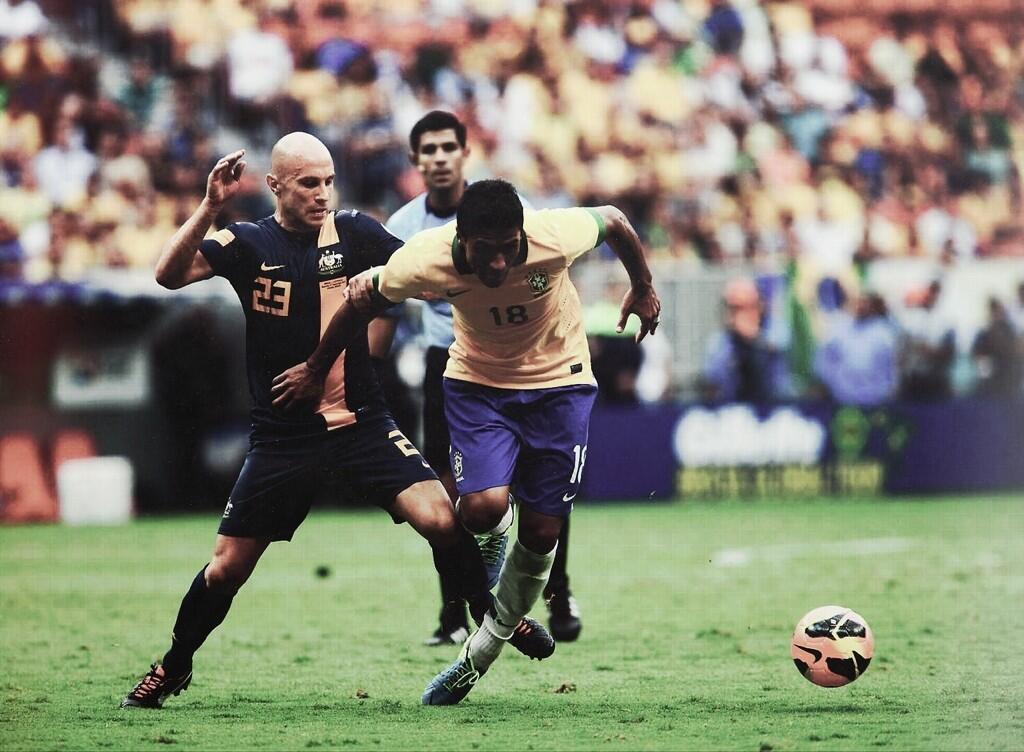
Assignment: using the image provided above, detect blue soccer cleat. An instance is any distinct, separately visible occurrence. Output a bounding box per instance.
[475,498,513,589]
[421,635,487,705]
[475,528,508,590]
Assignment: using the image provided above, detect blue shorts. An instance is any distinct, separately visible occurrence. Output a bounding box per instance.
[444,378,598,518]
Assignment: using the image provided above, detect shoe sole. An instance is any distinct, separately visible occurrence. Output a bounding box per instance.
[511,639,555,660]
[551,623,582,642]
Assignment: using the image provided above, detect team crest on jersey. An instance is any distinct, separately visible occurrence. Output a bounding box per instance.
[318,247,344,277]
[452,450,464,480]
[526,269,549,296]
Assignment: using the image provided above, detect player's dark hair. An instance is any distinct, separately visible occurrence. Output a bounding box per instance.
[410,110,467,152]
[457,179,524,238]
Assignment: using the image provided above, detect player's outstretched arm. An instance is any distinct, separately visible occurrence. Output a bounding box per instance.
[154,150,247,289]
[591,205,662,342]
[270,269,393,411]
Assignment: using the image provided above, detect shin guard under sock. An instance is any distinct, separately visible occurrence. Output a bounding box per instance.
[162,565,235,675]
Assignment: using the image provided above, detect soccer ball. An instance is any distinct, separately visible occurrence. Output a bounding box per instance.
[791,605,874,687]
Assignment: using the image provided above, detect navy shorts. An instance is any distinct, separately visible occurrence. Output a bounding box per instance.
[444,378,598,518]
[422,346,452,474]
[218,410,436,541]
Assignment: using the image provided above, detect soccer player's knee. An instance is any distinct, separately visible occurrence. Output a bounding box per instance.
[205,559,248,594]
[417,500,459,544]
[518,517,561,554]
[457,489,508,533]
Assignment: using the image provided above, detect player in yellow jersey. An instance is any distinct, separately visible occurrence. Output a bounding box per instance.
[270,179,660,704]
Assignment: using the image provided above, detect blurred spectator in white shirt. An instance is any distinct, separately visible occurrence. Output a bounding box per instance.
[226,22,293,104]
[1011,282,1024,336]
[899,280,957,401]
[0,0,47,41]
[32,117,96,208]
[795,205,863,276]
[915,197,977,261]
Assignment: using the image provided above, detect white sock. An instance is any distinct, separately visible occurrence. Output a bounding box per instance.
[467,619,506,671]
[468,540,556,671]
[492,540,556,637]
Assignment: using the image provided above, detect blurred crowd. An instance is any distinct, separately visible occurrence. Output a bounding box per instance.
[1,0,1023,402]
[698,274,1024,405]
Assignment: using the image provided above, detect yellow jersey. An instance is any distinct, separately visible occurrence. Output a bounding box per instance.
[376,207,605,389]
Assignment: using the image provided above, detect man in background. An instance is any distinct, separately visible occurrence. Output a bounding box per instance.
[813,292,899,406]
[701,277,789,403]
[899,279,955,401]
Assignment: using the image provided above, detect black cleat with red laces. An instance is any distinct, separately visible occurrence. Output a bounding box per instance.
[468,594,555,660]
[120,663,193,709]
[508,615,555,660]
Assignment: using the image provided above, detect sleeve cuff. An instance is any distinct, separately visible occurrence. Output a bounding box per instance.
[371,268,399,305]
[586,208,607,247]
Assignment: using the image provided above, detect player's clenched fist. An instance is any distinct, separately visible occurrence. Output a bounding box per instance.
[345,268,378,313]
[206,149,247,207]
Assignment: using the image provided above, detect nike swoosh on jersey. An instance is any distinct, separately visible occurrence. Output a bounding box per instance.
[260,263,286,271]
[446,289,470,298]
[562,492,577,502]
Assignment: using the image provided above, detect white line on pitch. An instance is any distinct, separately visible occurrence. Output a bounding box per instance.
[711,537,915,567]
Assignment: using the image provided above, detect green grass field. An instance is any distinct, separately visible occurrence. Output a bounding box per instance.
[2,496,1022,751]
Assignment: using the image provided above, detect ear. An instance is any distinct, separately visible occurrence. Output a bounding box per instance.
[408,150,418,166]
[462,143,471,158]
[266,173,278,195]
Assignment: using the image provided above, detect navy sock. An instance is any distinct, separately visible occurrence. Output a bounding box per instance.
[431,530,492,626]
[544,518,571,599]
[162,565,234,675]
[437,573,469,631]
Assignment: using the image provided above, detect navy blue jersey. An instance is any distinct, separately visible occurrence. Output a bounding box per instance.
[200,210,402,439]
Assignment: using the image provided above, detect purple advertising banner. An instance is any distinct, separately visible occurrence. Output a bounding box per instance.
[580,400,1024,501]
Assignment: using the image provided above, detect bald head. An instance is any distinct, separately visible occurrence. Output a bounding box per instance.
[270,132,333,177]
[267,132,335,232]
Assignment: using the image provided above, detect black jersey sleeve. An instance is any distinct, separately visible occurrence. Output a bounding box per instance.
[341,211,405,272]
[199,223,248,281]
